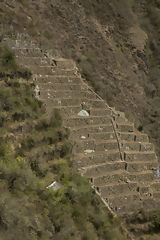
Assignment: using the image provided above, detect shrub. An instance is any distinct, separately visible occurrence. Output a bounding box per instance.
[150,210,160,232]
[0,45,18,75]
[12,111,27,121]
[49,109,62,128]
[21,136,35,151]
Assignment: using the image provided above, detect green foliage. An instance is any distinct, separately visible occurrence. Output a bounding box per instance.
[0,44,31,79]
[49,109,62,128]
[0,45,18,75]
[150,210,160,232]
[0,73,125,240]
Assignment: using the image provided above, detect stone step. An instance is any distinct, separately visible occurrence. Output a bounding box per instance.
[107,194,143,214]
[39,83,82,91]
[16,56,76,69]
[51,106,111,118]
[118,132,149,142]
[90,108,112,116]
[41,97,109,109]
[82,162,126,178]
[80,99,107,109]
[116,122,134,132]
[34,75,81,84]
[3,39,37,48]
[99,182,138,198]
[112,110,128,123]
[127,171,156,183]
[142,198,160,209]
[39,90,102,101]
[153,192,160,199]
[54,106,82,116]
[121,141,154,152]
[64,116,112,127]
[137,185,151,196]
[124,151,157,162]
[151,182,160,192]
[70,126,115,140]
[39,90,81,99]
[41,97,82,107]
[13,47,44,57]
[24,65,77,75]
[16,56,50,66]
[96,140,119,151]
[93,170,127,186]
[81,90,103,100]
[93,170,156,187]
[125,161,158,172]
[73,139,118,153]
[75,150,121,168]
[89,132,116,140]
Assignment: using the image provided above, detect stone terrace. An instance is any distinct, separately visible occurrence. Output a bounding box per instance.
[3,34,160,216]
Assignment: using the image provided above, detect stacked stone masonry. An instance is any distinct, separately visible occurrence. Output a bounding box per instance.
[3,34,160,216]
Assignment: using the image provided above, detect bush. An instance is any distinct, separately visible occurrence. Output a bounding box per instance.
[21,136,36,151]
[0,45,18,75]
[49,109,62,128]
[150,210,160,232]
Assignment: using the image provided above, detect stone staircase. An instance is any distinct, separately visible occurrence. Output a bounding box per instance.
[3,34,160,217]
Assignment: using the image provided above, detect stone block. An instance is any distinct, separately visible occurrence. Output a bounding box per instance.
[151,182,160,191]
[116,123,134,132]
[36,75,81,84]
[135,134,149,142]
[100,182,138,198]
[39,83,82,91]
[73,140,95,153]
[76,150,121,168]
[126,161,158,172]
[90,108,112,116]
[14,47,43,57]
[124,151,156,161]
[43,98,81,107]
[121,142,141,151]
[83,162,125,178]
[140,143,154,152]
[82,99,106,108]
[118,132,136,141]
[92,132,116,140]
[128,172,155,183]
[94,171,127,186]
[108,194,142,214]
[64,116,112,127]
[40,90,82,99]
[70,126,114,140]
[95,140,118,151]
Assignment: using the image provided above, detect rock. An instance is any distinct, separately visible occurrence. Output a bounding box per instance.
[78,110,90,117]
[46,181,61,190]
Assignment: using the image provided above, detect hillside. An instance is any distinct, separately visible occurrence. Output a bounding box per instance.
[0,0,160,239]
[0,43,126,239]
[1,0,160,156]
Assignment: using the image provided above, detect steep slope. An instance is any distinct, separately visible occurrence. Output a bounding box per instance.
[4,34,160,232]
[0,40,126,240]
[1,0,160,158]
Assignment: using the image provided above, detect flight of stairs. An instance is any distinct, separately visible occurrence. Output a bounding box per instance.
[3,34,160,217]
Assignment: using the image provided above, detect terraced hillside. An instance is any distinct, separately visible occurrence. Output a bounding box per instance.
[3,34,160,217]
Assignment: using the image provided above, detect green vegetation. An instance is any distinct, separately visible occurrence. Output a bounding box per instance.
[0,44,125,239]
[0,44,31,79]
[126,209,160,237]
